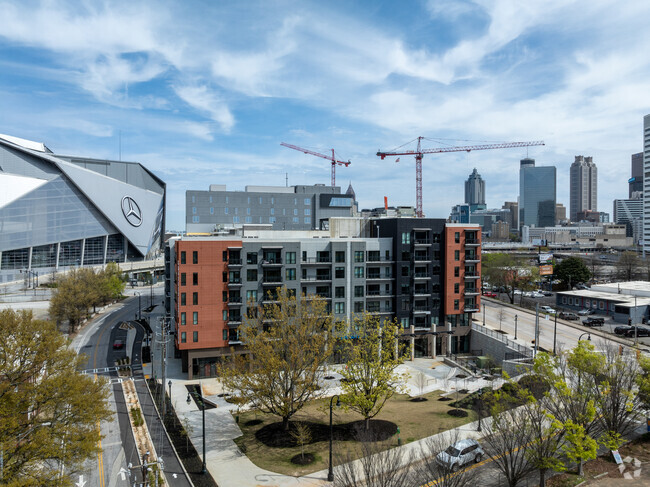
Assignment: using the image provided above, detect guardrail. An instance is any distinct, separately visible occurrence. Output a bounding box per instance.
[471,322,532,357]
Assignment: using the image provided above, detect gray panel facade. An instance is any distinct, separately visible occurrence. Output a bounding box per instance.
[519,159,556,228]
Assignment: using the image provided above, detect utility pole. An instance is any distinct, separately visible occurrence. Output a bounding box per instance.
[534,303,540,357]
[160,316,168,418]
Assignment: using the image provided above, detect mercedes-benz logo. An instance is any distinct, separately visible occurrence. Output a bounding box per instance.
[121,196,143,227]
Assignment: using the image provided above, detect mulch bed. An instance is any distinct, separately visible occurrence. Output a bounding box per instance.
[245,419,263,427]
[290,453,315,465]
[447,409,469,418]
[254,419,398,447]
[324,376,336,380]
[410,397,428,402]
[438,397,453,401]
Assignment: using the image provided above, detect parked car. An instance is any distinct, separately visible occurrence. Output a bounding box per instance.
[540,306,556,314]
[614,325,633,335]
[559,312,579,320]
[513,289,522,295]
[483,291,498,298]
[575,283,590,290]
[543,291,553,296]
[624,327,650,337]
[577,309,594,316]
[583,317,605,327]
[112,339,125,350]
[436,439,484,472]
[530,292,546,298]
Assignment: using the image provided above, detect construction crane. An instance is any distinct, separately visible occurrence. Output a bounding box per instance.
[377,136,545,218]
[281,142,351,187]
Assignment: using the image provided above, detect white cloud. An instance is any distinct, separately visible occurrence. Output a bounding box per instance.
[173,85,234,133]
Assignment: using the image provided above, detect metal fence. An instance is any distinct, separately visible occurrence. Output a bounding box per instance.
[471,322,533,357]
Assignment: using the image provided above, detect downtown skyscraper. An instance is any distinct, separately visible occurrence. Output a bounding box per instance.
[569,155,597,221]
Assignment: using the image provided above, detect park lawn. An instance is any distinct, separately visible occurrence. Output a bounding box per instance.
[233,389,477,477]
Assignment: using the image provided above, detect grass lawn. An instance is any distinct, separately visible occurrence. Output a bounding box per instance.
[233,389,477,477]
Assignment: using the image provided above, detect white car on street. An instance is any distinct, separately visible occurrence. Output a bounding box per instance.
[540,306,556,314]
[436,439,484,472]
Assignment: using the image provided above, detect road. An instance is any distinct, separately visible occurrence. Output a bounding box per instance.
[72,287,190,487]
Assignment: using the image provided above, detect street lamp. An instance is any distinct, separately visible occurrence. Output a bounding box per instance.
[578,332,591,342]
[476,389,484,432]
[514,314,518,340]
[168,380,173,415]
[553,310,558,355]
[187,387,207,474]
[327,395,341,482]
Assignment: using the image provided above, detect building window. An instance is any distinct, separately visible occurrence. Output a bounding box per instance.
[401,317,409,328]
[354,286,364,297]
[193,312,198,324]
[335,251,345,263]
[354,251,364,262]
[235,207,238,215]
[286,268,296,280]
[293,217,299,223]
[354,267,364,278]
[401,283,410,294]
[193,273,198,285]
[335,267,345,279]
[304,217,310,224]
[192,207,197,214]
[223,310,228,321]
[454,267,459,277]
[335,286,345,298]
[454,283,459,294]
[270,217,276,223]
[181,332,186,343]
[454,300,459,310]
[180,273,186,286]
[271,208,275,215]
[226,196,229,204]
[304,208,311,216]
[401,266,409,277]
[304,198,311,205]
[233,216,240,223]
[286,252,296,264]
[454,250,460,261]
[223,291,228,302]
[193,292,198,305]
[335,302,345,314]
[193,331,198,342]
[180,251,186,264]
[247,269,258,281]
[180,293,186,306]
[247,252,258,264]
[192,251,198,264]
[223,329,228,341]
[401,232,411,244]
[294,208,298,216]
[246,217,252,223]
[455,232,460,243]
[246,290,257,301]
[401,251,410,261]
[225,207,229,214]
[191,195,195,203]
[354,301,364,312]
[180,312,186,325]
[247,207,251,215]
[210,207,214,214]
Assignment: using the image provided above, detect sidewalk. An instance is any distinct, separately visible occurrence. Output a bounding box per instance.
[145,356,494,487]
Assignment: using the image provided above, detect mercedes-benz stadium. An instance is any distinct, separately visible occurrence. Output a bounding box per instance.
[0,134,165,283]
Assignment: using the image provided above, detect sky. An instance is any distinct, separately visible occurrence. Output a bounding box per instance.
[1,0,649,231]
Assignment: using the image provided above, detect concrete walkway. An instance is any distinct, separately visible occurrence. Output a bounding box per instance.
[146,356,496,487]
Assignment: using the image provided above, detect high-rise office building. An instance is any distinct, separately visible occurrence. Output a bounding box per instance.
[570,155,597,221]
[556,203,567,223]
[502,202,518,230]
[630,152,643,198]
[519,158,556,228]
[464,168,486,211]
[614,197,643,238]
[643,114,650,253]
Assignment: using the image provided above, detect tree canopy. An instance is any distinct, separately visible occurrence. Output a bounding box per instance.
[338,315,407,430]
[218,287,334,430]
[553,257,591,289]
[0,310,113,486]
[481,253,538,303]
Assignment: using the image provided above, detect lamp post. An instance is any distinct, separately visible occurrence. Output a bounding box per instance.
[514,314,518,340]
[168,380,172,415]
[578,332,591,342]
[553,310,558,355]
[187,387,207,474]
[136,293,141,320]
[482,304,486,326]
[477,389,484,432]
[327,395,341,482]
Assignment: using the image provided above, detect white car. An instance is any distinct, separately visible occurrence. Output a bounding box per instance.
[436,438,484,472]
[540,306,556,314]
[530,292,545,298]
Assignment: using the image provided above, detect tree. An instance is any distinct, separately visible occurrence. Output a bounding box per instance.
[97,262,126,304]
[289,422,312,462]
[49,268,97,334]
[522,398,565,487]
[561,420,597,476]
[338,314,407,431]
[218,287,333,430]
[616,251,640,281]
[553,257,591,290]
[482,253,538,304]
[0,310,113,486]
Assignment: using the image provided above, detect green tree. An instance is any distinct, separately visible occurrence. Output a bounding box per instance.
[49,268,97,333]
[482,253,537,304]
[0,310,113,486]
[97,262,126,304]
[561,420,597,476]
[553,257,591,290]
[337,315,407,431]
[218,287,334,430]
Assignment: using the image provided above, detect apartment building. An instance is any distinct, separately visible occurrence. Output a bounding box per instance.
[165,218,481,378]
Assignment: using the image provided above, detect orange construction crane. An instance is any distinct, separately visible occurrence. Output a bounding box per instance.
[377,137,545,217]
[281,142,351,187]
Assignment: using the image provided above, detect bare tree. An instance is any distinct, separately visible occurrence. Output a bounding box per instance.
[497,307,506,332]
[289,422,312,462]
[412,430,481,487]
[416,372,428,397]
[334,428,415,487]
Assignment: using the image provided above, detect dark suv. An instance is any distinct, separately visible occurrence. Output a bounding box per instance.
[624,327,650,337]
[583,317,604,327]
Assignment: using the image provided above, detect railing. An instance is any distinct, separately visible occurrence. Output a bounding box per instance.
[228,296,242,303]
[261,259,282,265]
[367,306,393,313]
[366,256,393,262]
[301,275,332,281]
[228,258,242,265]
[228,278,242,284]
[471,323,532,357]
[301,257,332,263]
[414,239,431,245]
[413,273,429,278]
[413,255,431,261]
[262,277,283,284]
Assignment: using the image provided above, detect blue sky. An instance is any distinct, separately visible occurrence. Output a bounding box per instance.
[1,0,649,230]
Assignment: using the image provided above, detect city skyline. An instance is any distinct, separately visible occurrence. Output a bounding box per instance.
[0,1,649,230]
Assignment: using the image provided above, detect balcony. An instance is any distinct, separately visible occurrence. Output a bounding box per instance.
[413,254,431,263]
[228,340,243,345]
[301,257,332,265]
[465,238,480,247]
[228,258,242,266]
[412,306,431,315]
[413,289,431,297]
[301,275,332,282]
[366,272,392,281]
[414,239,431,246]
[366,255,394,263]
[227,296,243,306]
[227,318,242,328]
[413,272,430,280]
[367,306,393,314]
[261,258,282,266]
[464,305,479,313]
[228,278,242,286]
[464,254,480,263]
[464,288,480,296]
[262,277,283,286]
[366,291,394,298]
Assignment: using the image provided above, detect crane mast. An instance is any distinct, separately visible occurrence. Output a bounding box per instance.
[377,137,545,217]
